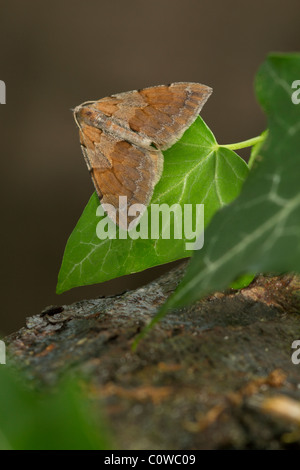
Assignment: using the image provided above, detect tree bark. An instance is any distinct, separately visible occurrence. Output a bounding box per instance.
[6,263,300,449]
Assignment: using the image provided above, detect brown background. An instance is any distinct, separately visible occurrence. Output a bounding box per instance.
[0,0,299,335]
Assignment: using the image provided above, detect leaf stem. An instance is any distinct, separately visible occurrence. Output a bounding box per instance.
[218,134,266,151]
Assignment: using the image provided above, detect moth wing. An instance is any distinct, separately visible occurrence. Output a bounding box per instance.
[94,82,212,150]
[79,124,163,229]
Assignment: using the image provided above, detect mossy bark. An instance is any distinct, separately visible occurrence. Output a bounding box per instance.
[6,263,300,449]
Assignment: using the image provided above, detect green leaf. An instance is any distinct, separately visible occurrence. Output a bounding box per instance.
[159,53,300,315]
[230,273,255,290]
[0,367,112,450]
[57,117,248,294]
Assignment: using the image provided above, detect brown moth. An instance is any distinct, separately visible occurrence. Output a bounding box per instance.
[73,82,212,230]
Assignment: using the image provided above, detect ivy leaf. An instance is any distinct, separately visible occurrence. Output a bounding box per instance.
[57,117,248,294]
[0,368,111,450]
[157,53,300,316]
[230,273,255,290]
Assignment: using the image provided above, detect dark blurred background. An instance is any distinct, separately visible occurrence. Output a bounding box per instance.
[0,0,299,335]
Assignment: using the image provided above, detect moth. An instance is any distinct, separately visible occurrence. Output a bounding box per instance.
[73,82,212,229]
